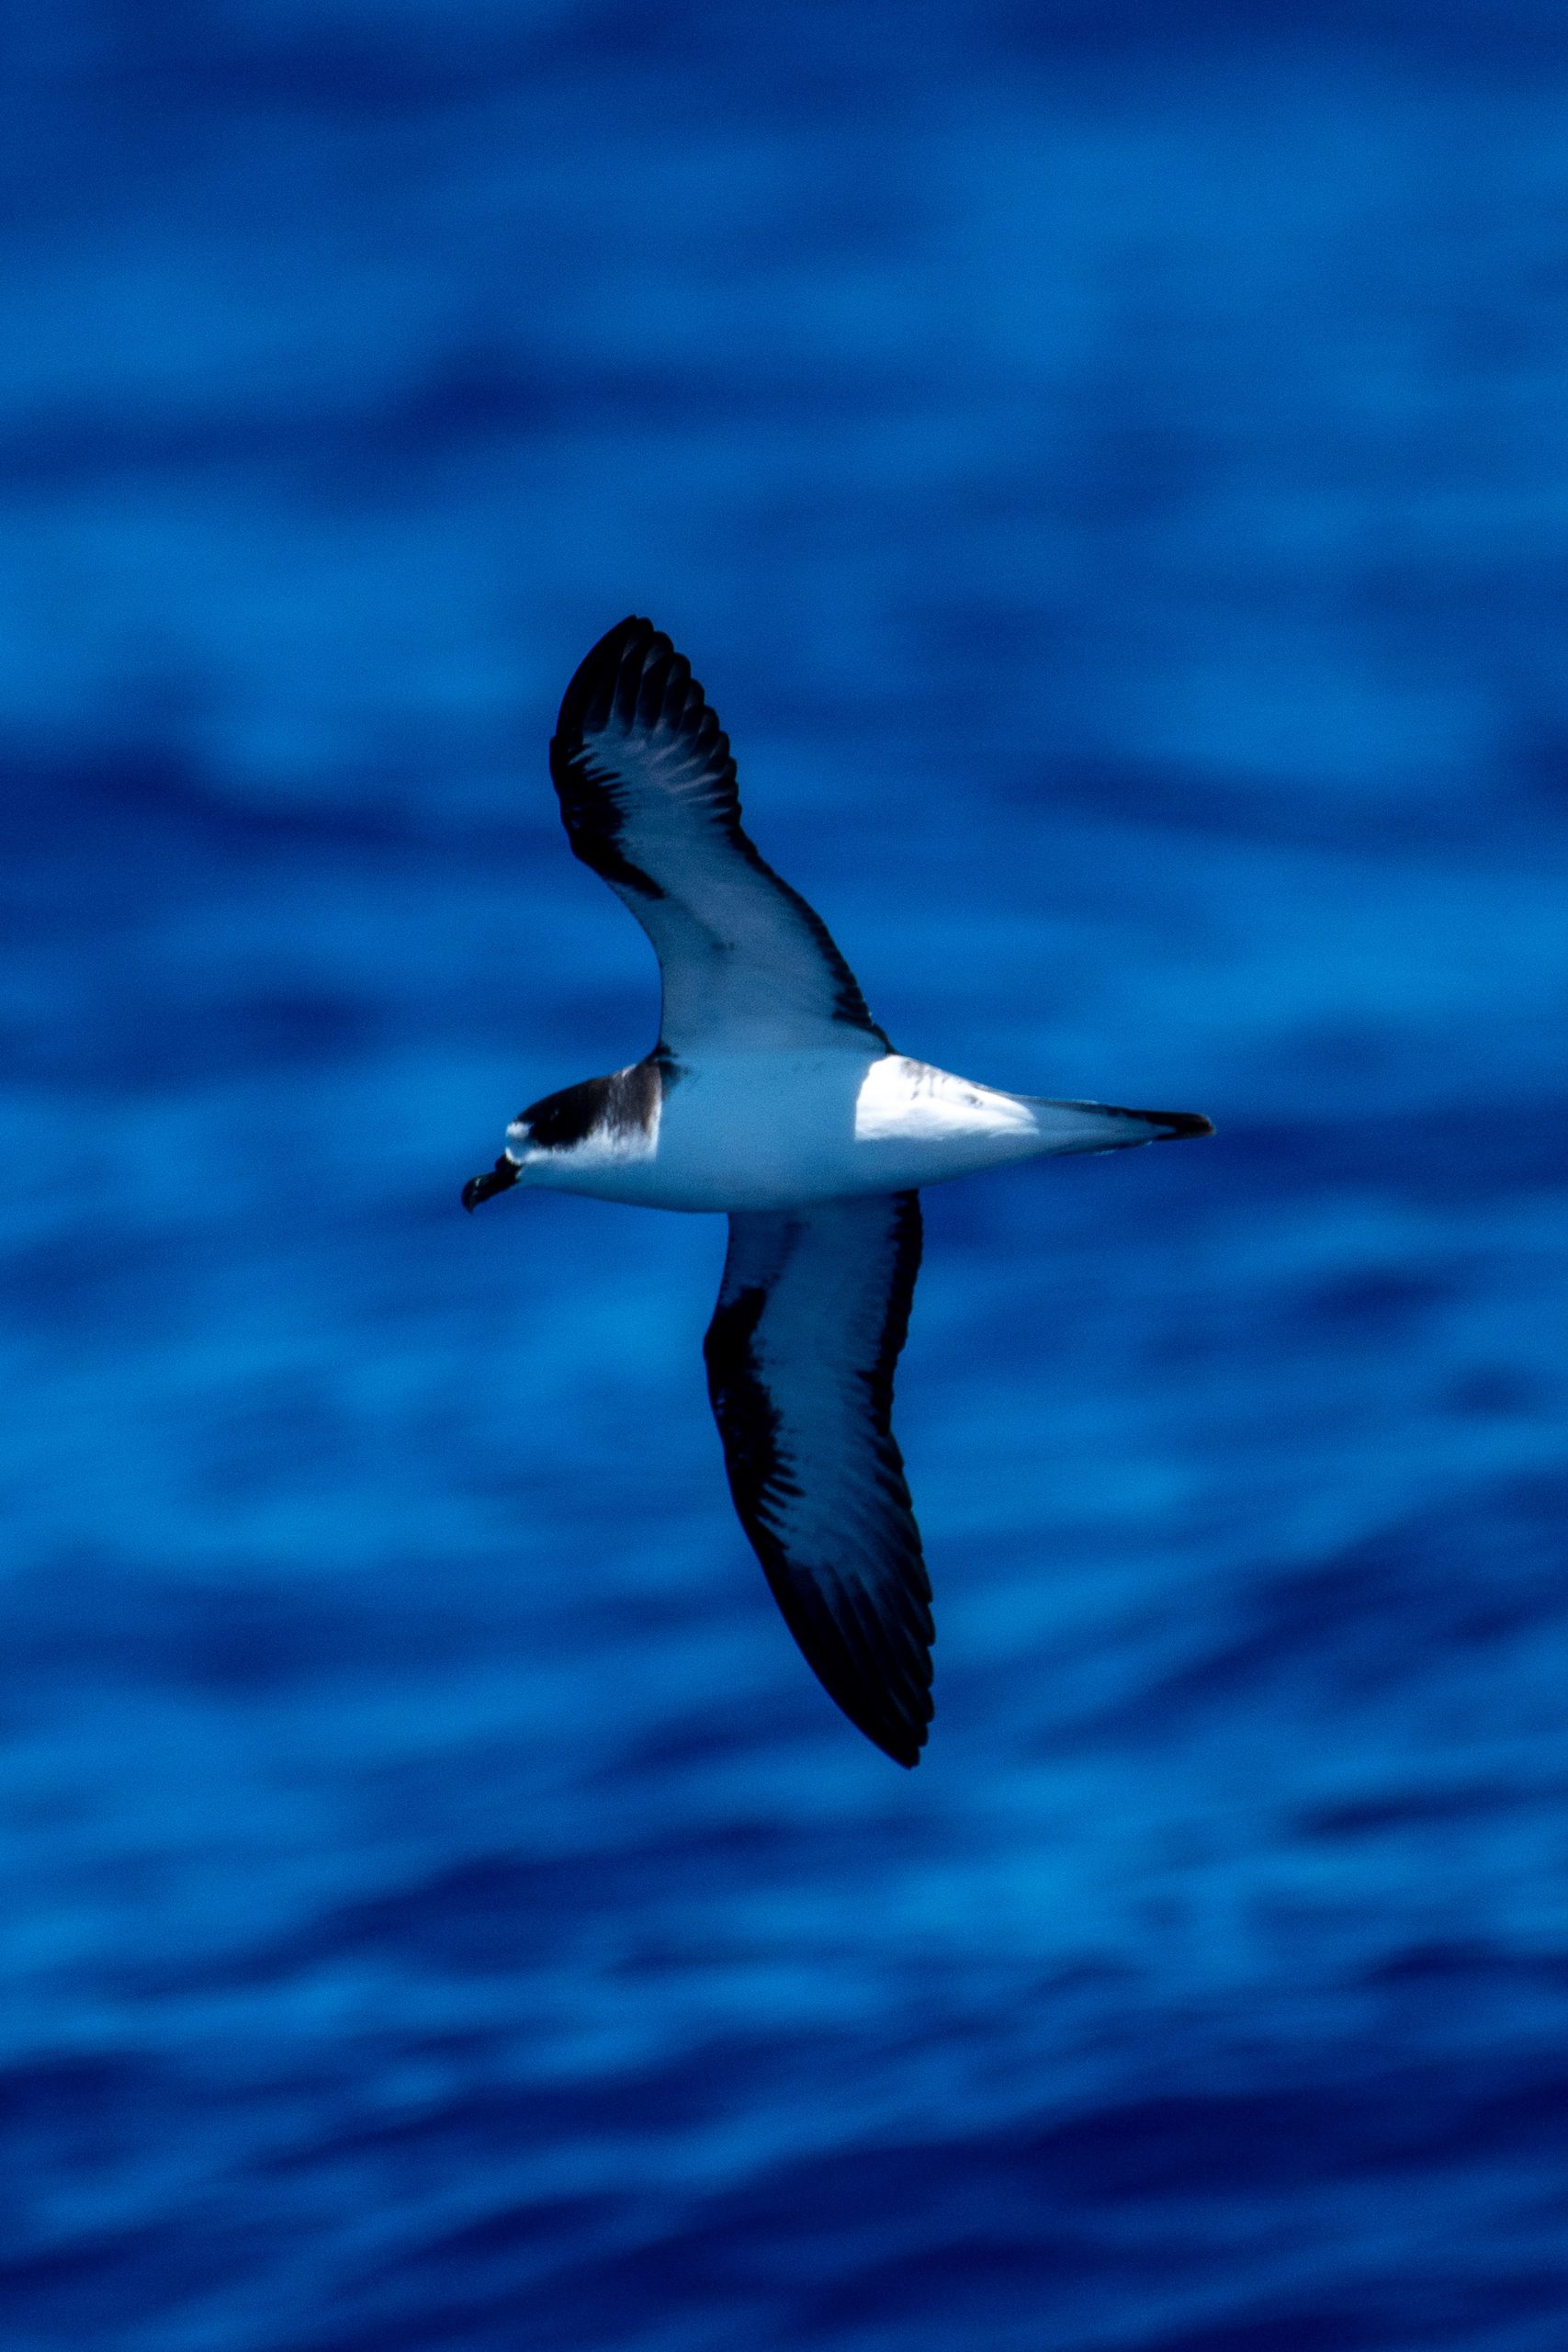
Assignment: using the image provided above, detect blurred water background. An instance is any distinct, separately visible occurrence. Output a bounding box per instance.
[6,6,1568,2346]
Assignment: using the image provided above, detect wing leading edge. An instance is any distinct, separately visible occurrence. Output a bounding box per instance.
[549,616,889,1058]
[703,1190,931,1765]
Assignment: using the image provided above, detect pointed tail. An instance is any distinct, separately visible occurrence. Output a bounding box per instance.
[1028,1099,1214,1156]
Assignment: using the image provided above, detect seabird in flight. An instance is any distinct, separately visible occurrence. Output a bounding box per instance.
[464,617,1212,1765]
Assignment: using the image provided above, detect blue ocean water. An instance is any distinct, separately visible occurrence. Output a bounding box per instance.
[6,6,1568,2346]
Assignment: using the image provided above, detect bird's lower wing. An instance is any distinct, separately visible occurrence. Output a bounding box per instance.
[703,1191,931,1765]
[549,617,889,1058]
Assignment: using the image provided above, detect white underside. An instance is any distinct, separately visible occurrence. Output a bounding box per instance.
[505,1052,1161,1213]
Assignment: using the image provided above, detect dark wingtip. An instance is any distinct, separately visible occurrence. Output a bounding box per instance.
[866,1708,931,1770]
[1150,1110,1214,1142]
[552,616,672,761]
[861,1730,923,1769]
[581,614,652,662]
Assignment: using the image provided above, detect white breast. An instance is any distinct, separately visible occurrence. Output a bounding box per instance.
[637,1049,877,1210]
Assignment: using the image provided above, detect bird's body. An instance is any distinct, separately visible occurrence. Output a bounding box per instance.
[464,616,1212,1765]
[496,1047,1202,1215]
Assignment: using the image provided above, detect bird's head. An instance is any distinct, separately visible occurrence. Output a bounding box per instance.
[462,1072,633,1209]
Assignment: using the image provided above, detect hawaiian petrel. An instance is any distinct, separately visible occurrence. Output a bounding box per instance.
[464,617,1212,1765]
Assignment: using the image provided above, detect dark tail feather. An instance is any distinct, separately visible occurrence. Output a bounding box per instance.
[1127,1107,1214,1142]
[1029,1099,1214,1154]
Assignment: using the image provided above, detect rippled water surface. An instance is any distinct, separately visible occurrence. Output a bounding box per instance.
[6,7,1568,2347]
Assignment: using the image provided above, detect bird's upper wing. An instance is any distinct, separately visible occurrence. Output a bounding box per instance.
[703,1190,931,1765]
[549,616,889,1058]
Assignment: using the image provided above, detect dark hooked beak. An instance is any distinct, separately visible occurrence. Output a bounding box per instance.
[462,1155,520,1212]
